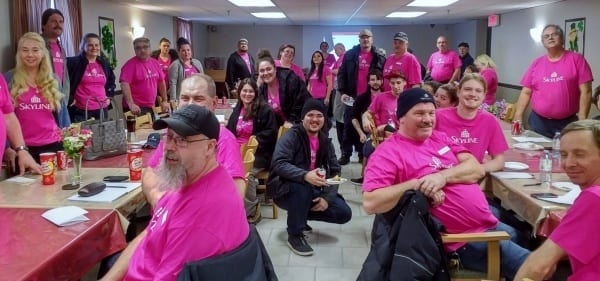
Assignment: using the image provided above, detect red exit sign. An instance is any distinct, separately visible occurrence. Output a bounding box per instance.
[488,14,500,27]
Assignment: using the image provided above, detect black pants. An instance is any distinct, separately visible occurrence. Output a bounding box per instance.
[274,182,352,236]
[69,106,109,123]
[342,105,363,158]
[528,111,577,138]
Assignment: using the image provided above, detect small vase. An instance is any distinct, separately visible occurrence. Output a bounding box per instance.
[70,154,83,186]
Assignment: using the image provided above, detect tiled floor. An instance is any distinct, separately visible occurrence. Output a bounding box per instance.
[255,127,372,281]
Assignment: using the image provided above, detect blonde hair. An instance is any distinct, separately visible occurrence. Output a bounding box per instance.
[474,54,497,69]
[12,32,62,110]
[458,73,487,93]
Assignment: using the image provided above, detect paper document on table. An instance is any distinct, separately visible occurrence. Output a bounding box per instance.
[68,182,141,202]
[537,187,581,205]
[42,206,89,226]
[4,176,36,184]
[491,172,534,179]
[512,136,550,143]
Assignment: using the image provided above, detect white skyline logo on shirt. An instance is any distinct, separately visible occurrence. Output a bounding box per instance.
[31,95,41,103]
[429,156,454,170]
[461,129,470,138]
[543,71,564,83]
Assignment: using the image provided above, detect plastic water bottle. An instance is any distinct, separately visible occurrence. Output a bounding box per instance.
[539,150,553,189]
[552,132,561,158]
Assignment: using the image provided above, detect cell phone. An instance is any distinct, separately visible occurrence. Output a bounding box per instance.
[531,192,559,199]
[103,176,129,182]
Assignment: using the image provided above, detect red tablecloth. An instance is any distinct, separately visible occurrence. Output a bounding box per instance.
[503,149,564,173]
[82,149,154,168]
[0,208,127,281]
[536,210,567,238]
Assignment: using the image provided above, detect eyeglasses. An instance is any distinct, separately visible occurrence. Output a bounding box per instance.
[542,32,560,40]
[163,134,210,148]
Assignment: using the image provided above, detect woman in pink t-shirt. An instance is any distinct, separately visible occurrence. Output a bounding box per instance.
[8,32,64,162]
[307,51,333,105]
[474,54,498,105]
[168,37,204,101]
[275,44,306,82]
[66,33,116,122]
[434,83,458,108]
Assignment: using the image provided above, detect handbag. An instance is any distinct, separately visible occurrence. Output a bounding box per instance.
[80,97,127,160]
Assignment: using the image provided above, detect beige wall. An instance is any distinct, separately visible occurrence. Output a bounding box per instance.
[0,0,14,72]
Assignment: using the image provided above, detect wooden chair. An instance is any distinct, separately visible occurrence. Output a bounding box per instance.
[240,135,258,157]
[124,112,153,129]
[277,125,290,139]
[442,231,510,281]
[243,148,255,174]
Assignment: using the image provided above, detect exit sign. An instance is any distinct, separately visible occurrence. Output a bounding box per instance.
[488,14,500,27]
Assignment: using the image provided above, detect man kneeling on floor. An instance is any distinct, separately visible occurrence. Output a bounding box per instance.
[100,104,248,281]
[268,99,352,256]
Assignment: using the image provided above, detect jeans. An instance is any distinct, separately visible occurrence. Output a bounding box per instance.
[274,182,352,236]
[342,105,363,158]
[455,222,530,280]
[69,106,109,123]
[528,111,577,138]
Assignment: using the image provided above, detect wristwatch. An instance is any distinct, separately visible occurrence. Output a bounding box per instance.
[14,145,29,152]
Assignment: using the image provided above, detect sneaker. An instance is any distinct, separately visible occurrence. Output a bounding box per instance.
[350,177,363,185]
[304,224,313,233]
[287,234,314,256]
[338,156,350,165]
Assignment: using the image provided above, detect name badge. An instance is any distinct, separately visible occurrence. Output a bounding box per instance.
[438,146,450,155]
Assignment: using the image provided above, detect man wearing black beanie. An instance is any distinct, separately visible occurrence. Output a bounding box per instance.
[269,99,352,256]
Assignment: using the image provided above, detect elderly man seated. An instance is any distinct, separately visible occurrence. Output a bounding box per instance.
[100,104,248,281]
[362,88,529,280]
[516,120,600,280]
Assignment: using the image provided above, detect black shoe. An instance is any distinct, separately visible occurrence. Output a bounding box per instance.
[350,177,363,184]
[304,224,313,233]
[287,235,314,256]
[338,156,350,165]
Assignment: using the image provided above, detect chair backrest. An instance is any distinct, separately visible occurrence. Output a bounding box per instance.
[241,135,258,156]
[243,149,255,174]
[135,113,153,129]
[277,126,290,140]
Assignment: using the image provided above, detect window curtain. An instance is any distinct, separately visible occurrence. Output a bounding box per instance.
[174,17,192,45]
[54,0,83,56]
[11,0,50,49]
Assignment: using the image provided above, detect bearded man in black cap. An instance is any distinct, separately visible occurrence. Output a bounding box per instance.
[268,99,352,256]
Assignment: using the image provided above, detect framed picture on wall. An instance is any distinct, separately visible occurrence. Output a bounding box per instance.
[98,16,117,69]
[564,18,585,55]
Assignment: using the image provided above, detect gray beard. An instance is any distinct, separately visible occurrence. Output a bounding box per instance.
[155,155,186,192]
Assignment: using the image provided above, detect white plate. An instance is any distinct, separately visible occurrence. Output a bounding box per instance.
[552,182,579,191]
[513,142,544,151]
[504,162,529,171]
[342,97,355,106]
[327,178,348,185]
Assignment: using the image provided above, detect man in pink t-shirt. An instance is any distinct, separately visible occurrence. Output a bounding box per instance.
[41,9,69,101]
[320,41,336,69]
[120,37,170,117]
[435,73,508,172]
[426,36,461,84]
[514,24,593,138]
[143,74,246,207]
[363,88,529,279]
[382,32,422,91]
[101,104,249,281]
[516,120,600,281]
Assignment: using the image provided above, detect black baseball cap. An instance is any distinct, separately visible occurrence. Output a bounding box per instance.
[153,104,220,139]
[393,32,409,42]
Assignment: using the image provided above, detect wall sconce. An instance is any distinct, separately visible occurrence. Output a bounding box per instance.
[132,26,145,39]
[529,26,543,43]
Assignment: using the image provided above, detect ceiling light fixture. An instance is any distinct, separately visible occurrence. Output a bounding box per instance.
[408,0,459,7]
[386,11,426,18]
[228,0,275,7]
[251,12,286,19]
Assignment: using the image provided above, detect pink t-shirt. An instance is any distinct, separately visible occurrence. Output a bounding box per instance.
[275,60,305,81]
[383,52,422,90]
[333,54,344,72]
[239,51,252,73]
[235,108,254,145]
[267,86,285,122]
[363,131,497,251]
[479,68,498,105]
[520,51,593,119]
[149,126,245,180]
[124,166,249,281]
[435,107,508,163]
[120,57,165,108]
[49,42,64,82]
[183,63,200,78]
[14,87,61,146]
[368,91,398,128]
[309,135,319,170]
[157,56,172,89]
[308,66,332,99]
[357,50,373,96]
[550,186,600,281]
[324,53,336,69]
[427,51,461,82]
[0,76,13,162]
[74,62,107,110]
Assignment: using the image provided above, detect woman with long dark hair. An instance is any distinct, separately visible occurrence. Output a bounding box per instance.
[66,33,116,122]
[307,50,332,105]
[168,37,204,101]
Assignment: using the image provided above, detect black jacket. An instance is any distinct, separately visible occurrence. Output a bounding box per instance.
[258,67,310,125]
[225,51,256,89]
[226,102,278,169]
[337,45,386,98]
[66,53,116,107]
[358,191,450,281]
[268,125,340,202]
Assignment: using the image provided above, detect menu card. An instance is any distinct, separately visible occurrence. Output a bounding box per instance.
[42,206,89,226]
